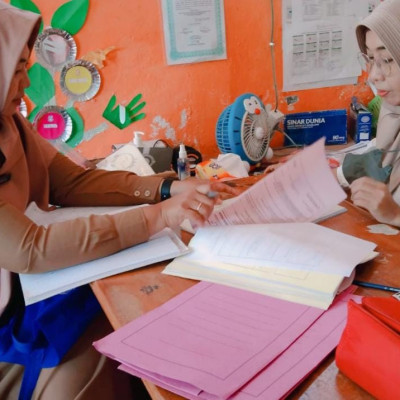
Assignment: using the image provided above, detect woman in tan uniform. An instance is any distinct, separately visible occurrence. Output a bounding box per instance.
[0,2,235,399]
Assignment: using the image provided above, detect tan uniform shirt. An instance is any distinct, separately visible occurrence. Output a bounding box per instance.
[0,114,164,312]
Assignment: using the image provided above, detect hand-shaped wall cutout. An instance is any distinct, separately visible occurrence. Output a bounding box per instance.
[102,94,146,130]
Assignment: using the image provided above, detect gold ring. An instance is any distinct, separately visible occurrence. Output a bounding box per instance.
[196,202,203,212]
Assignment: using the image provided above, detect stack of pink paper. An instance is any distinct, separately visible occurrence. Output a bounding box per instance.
[93,282,358,400]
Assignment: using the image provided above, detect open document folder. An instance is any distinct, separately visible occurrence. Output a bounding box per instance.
[173,138,376,309]
[20,204,189,305]
[182,138,347,234]
[163,223,376,309]
[208,138,347,226]
[93,281,360,400]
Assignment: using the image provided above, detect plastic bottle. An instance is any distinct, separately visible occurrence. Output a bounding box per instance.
[133,131,167,148]
[177,144,190,180]
[133,131,144,147]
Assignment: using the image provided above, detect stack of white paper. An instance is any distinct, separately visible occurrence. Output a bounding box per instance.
[163,223,376,309]
[166,139,377,309]
[20,204,189,305]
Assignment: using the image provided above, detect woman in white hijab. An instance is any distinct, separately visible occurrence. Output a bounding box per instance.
[0,2,235,399]
[338,0,400,226]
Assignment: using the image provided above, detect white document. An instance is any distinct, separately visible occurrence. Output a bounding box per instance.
[312,203,346,223]
[164,256,345,309]
[21,205,189,305]
[184,223,376,277]
[282,0,372,91]
[163,228,377,309]
[181,202,347,234]
[208,139,346,226]
[161,0,227,65]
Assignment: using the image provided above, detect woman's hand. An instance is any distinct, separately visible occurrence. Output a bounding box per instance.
[350,177,400,226]
[143,184,218,235]
[170,177,241,199]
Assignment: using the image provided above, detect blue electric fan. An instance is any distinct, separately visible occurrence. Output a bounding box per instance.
[216,93,283,165]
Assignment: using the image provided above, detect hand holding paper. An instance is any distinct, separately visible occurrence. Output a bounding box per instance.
[208,139,347,226]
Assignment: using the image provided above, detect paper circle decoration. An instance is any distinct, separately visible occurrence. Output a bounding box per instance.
[60,60,101,102]
[34,28,77,70]
[34,106,72,142]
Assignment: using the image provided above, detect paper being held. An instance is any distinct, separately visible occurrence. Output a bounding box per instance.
[208,139,346,226]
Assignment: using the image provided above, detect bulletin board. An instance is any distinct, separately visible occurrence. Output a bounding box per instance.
[15,0,374,160]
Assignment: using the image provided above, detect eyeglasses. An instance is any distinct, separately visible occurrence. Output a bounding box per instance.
[358,52,393,77]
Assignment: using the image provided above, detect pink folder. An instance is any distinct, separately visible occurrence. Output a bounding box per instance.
[94,281,326,399]
[116,289,359,400]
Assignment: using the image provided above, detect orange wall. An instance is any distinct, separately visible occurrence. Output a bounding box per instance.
[27,0,373,160]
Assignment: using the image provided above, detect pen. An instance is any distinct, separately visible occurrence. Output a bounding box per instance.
[353,280,400,293]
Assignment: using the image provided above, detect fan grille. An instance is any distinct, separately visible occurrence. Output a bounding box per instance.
[216,105,233,153]
[216,93,270,165]
[241,112,270,161]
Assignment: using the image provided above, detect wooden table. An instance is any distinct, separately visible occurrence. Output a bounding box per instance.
[91,195,400,400]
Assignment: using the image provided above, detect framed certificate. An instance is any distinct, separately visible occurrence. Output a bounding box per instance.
[161,0,227,65]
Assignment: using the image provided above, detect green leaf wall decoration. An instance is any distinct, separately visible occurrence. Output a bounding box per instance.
[65,107,85,147]
[28,105,41,123]
[13,0,96,148]
[25,63,55,107]
[51,0,89,35]
[10,0,43,32]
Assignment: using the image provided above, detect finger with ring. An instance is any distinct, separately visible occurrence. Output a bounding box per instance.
[196,202,203,212]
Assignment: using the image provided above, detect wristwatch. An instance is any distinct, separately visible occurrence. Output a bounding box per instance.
[160,177,176,201]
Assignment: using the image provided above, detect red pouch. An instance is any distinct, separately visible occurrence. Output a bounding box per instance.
[335,297,400,400]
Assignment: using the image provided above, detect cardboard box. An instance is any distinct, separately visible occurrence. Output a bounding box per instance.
[348,108,372,143]
[284,109,347,146]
